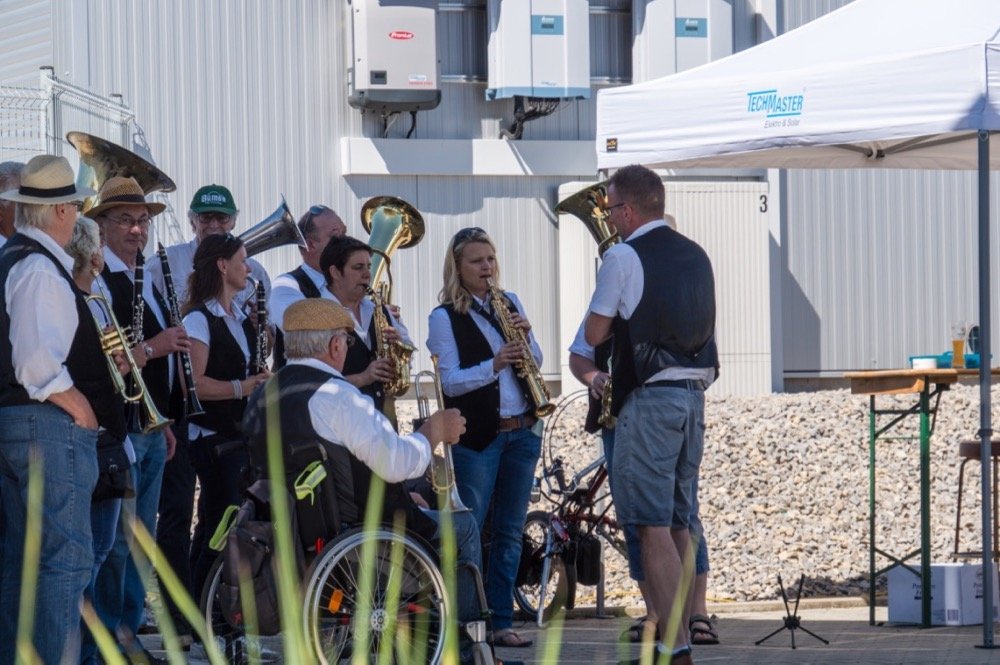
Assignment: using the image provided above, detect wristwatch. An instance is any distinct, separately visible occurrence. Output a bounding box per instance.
[142,342,155,359]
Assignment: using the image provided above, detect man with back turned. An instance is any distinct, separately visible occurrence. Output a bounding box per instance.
[585,164,719,665]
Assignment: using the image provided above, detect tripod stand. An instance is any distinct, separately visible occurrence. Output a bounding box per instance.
[755,574,829,649]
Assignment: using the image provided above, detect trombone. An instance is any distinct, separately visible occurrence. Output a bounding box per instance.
[87,282,173,434]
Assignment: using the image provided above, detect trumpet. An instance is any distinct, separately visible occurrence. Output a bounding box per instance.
[413,357,468,513]
[87,284,173,434]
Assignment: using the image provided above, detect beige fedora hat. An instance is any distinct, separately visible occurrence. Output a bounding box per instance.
[85,176,166,219]
[0,154,95,204]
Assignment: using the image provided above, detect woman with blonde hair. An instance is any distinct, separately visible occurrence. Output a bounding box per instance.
[426,226,543,648]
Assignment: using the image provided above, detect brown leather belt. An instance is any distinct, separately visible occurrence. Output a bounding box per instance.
[498,413,537,432]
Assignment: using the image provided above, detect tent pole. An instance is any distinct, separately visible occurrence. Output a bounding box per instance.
[978,129,995,649]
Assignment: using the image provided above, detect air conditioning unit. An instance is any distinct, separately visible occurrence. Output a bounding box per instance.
[486,0,590,101]
[348,0,442,114]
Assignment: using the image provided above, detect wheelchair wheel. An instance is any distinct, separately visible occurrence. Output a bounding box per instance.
[513,510,569,623]
[303,527,450,664]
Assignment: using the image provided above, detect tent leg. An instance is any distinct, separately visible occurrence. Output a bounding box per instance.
[977,129,997,650]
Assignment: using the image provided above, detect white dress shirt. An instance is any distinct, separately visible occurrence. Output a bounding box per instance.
[589,220,714,384]
[4,226,79,401]
[146,238,271,312]
[94,247,176,388]
[568,319,596,362]
[270,263,325,332]
[290,357,430,483]
[183,298,251,439]
[426,291,543,418]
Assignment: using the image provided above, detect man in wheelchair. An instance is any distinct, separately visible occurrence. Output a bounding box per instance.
[239,298,493,664]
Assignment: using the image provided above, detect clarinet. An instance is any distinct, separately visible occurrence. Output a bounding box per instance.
[252,278,269,375]
[156,243,205,417]
[125,253,147,432]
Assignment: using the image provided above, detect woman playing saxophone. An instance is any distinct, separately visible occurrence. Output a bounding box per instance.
[425,226,544,649]
[317,235,414,420]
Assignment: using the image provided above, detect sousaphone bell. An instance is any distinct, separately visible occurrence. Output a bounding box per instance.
[67,131,176,213]
[238,195,308,258]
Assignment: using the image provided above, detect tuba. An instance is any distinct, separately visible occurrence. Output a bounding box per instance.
[556,182,620,427]
[239,195,307,258]
[67,131,176,213]
[361,196,423,396]
[555,181,619,258]
[88,282,173,434]
[413,358,468,513]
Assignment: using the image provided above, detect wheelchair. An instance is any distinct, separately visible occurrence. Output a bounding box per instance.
[199,440,495,665]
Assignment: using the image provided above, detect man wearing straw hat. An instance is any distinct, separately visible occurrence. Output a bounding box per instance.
[0,154,126,664]
[85,176,191,664]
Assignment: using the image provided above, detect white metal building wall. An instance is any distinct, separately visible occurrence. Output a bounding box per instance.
[0,0,51,84]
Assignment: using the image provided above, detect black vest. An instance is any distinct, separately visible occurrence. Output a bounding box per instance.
[584,340,613,434]
[0,234,126,440]
[610,226,719,416]
[241,363,435,538]
[437,304,508,451]
[188,304,258,438]
[100,261,173,418]
[272,267,322,371]
[341,309,385,412]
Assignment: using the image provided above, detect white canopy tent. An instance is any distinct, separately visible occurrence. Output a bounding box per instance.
[595,0,1000,645]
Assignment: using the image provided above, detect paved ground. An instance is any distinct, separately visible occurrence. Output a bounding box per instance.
[139,602,1000,663]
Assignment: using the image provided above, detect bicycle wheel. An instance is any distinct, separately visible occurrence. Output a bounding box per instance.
[513,510,569,623]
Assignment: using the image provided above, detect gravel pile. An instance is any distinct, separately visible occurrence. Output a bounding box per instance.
[399,381,1000,606]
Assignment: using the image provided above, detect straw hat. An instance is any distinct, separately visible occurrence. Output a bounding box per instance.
[0,154,94,204]
[283,299,354,333]
[84,176,166,219]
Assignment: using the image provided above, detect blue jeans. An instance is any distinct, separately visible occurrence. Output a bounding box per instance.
[451,428,540,631]
[80,497,122,664]
[0,404,99,665]
[93,430,166,645]
[425,508,482,623]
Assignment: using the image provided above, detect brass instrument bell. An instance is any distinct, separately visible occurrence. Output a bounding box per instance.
[67,131,176,214]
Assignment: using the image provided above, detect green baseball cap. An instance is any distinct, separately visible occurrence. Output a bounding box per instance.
[190,184,238,215]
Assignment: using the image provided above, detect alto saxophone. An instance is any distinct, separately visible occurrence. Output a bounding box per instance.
[369,282,415,397]
[486,279,555,418]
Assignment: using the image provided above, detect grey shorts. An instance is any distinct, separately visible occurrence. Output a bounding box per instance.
[610,385,705,528]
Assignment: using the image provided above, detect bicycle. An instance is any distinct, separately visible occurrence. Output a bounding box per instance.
[514,391,627,627]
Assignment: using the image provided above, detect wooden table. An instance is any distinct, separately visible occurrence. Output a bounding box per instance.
[844,369,961,627]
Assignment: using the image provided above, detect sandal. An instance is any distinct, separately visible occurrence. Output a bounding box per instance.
[689,613,720,645]
[493,628,533,648]
[619,617,659,643]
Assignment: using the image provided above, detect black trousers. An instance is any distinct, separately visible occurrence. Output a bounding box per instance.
[188,435,249,601]
[156,423,196,633]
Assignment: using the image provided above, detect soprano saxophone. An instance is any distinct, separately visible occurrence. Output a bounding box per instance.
[486,278,554,418]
